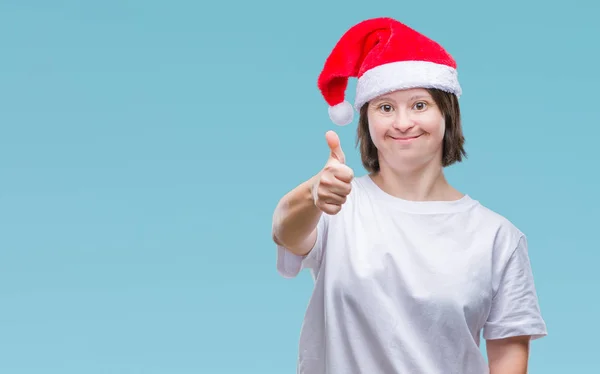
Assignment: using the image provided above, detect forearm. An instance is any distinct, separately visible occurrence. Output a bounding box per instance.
[272,175,322,255]
[489,360,527,374]
[487,336,530,374]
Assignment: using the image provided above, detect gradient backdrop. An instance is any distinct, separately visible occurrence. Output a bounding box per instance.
[1,1,598,373]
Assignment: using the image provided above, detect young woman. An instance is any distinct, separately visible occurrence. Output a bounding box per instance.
[272,17,547,373]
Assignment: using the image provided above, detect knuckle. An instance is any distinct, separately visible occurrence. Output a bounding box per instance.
[317,188,330,199]
[319,175,332,187]
[346,169,355,180]
[323,164,336,173]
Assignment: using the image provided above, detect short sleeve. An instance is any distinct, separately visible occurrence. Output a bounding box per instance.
[483,235,548,340]
[276,214,328,279]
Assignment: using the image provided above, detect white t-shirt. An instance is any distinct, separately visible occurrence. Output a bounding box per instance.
[276,174,547,374]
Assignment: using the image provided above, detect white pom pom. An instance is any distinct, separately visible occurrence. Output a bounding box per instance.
[328,100,354,126]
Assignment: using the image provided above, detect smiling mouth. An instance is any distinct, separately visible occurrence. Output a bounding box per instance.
[390,134,423,141]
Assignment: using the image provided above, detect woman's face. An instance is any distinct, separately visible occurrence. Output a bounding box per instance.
[367,88,445,170]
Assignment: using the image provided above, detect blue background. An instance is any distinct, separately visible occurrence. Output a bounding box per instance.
[1,1,598,372]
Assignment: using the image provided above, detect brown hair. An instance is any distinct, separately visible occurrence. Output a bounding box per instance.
[356,88,466,172]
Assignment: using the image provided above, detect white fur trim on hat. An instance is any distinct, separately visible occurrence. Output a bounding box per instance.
[354,60,462,111]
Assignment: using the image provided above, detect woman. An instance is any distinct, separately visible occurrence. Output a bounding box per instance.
[272,17,547,373]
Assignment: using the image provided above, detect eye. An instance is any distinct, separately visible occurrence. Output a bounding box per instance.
[413,101,428,111]
[378,104,393,113]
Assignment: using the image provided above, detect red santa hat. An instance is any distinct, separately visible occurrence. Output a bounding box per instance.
[318,17,462,126]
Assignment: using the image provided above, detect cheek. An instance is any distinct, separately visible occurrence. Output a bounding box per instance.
[369,123,388,148]
[422,117,445,140]
[436,120,445,139]
[367,116,387,144]
[368,115,382,146]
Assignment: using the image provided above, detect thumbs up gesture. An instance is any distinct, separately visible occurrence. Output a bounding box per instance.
[311,131,354,215]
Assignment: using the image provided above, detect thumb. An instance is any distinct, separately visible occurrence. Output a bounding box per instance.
[325,130,345,164]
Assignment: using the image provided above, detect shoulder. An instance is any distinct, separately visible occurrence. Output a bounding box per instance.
[472,202,524,241]
[469,201,528,269]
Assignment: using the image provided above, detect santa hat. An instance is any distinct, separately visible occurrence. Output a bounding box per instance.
[317,17,462,126]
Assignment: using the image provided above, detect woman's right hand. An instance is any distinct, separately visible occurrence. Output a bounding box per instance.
[311,131,355,215]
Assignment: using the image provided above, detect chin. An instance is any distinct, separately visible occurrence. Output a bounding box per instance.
[385,151,439,169]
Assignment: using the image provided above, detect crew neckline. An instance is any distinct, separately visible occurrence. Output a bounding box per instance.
[357,174,479,214]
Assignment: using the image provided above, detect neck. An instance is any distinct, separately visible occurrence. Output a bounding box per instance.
[371,158,463,202]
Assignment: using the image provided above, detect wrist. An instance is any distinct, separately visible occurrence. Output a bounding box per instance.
[305,174,319,205]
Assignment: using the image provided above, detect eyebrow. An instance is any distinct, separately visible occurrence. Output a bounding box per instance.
[373,94,432,103]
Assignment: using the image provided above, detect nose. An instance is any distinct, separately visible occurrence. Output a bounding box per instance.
[392,109,414,132]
